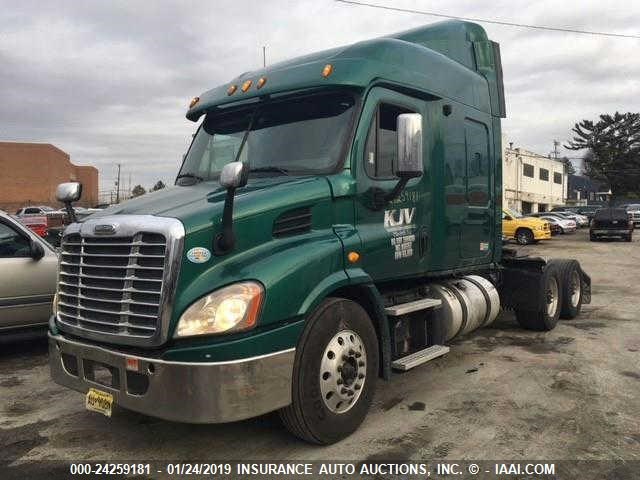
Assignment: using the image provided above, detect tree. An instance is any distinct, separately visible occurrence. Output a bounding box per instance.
[564,112,640,197]
[131,185,146,197]
[152,180,166,191]
[561,156,576,175]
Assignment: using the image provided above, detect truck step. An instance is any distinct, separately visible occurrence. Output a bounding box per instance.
[384,298,442,316]
[392,345,450,371]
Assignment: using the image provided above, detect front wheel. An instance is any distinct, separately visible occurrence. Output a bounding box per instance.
[515,228,534,245]
[279,298,379,444]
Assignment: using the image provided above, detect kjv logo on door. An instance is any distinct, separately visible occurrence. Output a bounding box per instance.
[384,208,415,229]
[384,208,417,260]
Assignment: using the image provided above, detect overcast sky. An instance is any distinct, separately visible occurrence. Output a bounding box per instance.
[1,0,639,198]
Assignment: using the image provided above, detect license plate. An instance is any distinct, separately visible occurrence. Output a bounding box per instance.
[85,388,114,417]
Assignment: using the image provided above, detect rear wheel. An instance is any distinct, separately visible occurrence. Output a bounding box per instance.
[625,234,632,242]
[279,298,378,444]
[515,228,534,245]
[516,265,562,331]
[550,259,583,319]
[589,233,598,242]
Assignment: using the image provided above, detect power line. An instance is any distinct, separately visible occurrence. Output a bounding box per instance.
[334,0,640,39]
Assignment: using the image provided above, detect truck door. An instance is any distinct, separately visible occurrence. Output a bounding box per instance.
[353,87,428,281]
[460,118,492,260]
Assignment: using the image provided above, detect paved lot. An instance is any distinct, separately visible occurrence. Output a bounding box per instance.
[1,229,639,475]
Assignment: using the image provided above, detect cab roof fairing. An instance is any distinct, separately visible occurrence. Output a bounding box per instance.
[186,35,491,122]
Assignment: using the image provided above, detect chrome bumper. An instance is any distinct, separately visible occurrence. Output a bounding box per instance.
[49,333,295,423]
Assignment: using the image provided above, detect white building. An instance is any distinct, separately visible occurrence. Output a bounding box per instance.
[502,140,568,214]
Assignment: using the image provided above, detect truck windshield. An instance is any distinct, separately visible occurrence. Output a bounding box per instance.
[177,91,357,184]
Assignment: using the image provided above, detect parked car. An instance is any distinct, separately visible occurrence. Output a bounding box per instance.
[15,205,56,216]
[547,220,562,236]
[590,208,633,242]
[539,215,576,234]
[623,204,640,228]
[14,214,49,238]
[575,206,600,219]
[539,211,588,228]
[502,208,551,245]
[0,211,58,335]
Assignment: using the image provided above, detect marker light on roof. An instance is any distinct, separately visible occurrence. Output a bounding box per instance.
[322,64,334,78]
[257,77,267,89]
[241,80,253,92]
[227,84,238,96]
[189,96,200,108]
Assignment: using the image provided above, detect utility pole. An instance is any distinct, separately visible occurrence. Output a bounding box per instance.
[128,173,131,200]
[115,164,121,204]
[262,46,266,67]
[552,140,560,160]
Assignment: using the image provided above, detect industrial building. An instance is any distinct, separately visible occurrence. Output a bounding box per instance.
[502,141,568,214]
[0,142,98,212]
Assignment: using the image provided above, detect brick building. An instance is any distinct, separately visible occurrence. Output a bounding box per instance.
[0,142,98,212]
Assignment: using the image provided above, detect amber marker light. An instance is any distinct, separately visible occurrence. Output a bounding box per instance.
[348,251,360,263]
[227,84,237,96]
[322,64,334,78]
[257,77,267,89]
[241,80,253,92]
[189,96,200,108]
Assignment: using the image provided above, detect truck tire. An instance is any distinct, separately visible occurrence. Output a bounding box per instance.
[515,228,534,245]
[279,297,379,444]
[515,265,562,331]
[550,259,583,319]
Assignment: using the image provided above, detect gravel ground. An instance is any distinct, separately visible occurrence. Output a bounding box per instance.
[1,229,639,476]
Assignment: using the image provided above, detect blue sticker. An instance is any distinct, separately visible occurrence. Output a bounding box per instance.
[186,247,211,264]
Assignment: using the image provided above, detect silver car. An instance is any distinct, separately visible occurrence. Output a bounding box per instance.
[0,211,58,334]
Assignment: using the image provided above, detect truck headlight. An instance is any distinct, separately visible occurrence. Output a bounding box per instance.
[174,282,264,338]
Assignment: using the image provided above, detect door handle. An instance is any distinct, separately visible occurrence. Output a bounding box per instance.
[419,227,429,257]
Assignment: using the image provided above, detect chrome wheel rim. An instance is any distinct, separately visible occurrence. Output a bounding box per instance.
[546,277,559,316]
[319,329,366,414]
[517,231,530,244]
[570,270,581,307]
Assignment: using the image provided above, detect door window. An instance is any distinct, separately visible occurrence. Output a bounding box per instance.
[364,103,415,179]
[0,222,31,257]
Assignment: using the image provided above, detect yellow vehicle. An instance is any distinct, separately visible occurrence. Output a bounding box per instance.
[502,208,551,245]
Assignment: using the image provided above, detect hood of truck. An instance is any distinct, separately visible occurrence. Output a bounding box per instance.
[91,175,326,233]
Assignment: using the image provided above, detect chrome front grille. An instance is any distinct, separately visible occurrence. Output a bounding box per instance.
[55,215,185,347]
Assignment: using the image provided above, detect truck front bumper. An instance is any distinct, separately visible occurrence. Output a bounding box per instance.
[49,333,295,423]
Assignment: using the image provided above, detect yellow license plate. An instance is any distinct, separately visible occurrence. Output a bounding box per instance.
[85,388,114,417]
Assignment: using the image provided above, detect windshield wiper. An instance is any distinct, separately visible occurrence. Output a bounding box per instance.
[249,166,290,176]
[175,173,204,185]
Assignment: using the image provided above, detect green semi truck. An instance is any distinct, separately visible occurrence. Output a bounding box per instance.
[49,20,590,444]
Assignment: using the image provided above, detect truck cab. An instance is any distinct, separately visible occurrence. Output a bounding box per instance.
[49,20,590,444]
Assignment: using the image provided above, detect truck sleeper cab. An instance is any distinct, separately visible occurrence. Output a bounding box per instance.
[49,20,591,444]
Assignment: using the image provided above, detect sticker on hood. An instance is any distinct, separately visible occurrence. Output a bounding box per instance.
[186,247,211,264]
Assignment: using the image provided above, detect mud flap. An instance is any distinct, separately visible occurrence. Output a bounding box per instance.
[499,256,547,312]
[580,266,591,304]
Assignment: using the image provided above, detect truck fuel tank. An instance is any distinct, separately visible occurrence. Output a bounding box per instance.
[430,275,500,342]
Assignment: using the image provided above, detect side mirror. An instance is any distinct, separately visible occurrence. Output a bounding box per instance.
[219,162,249,189]
[504,215,513,221]
[30,239,45,260]
[396,113,424,179]
[56,182,82,203]
[215,162,249,255]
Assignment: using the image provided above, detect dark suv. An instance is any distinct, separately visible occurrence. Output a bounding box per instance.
[590,208,633,242]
